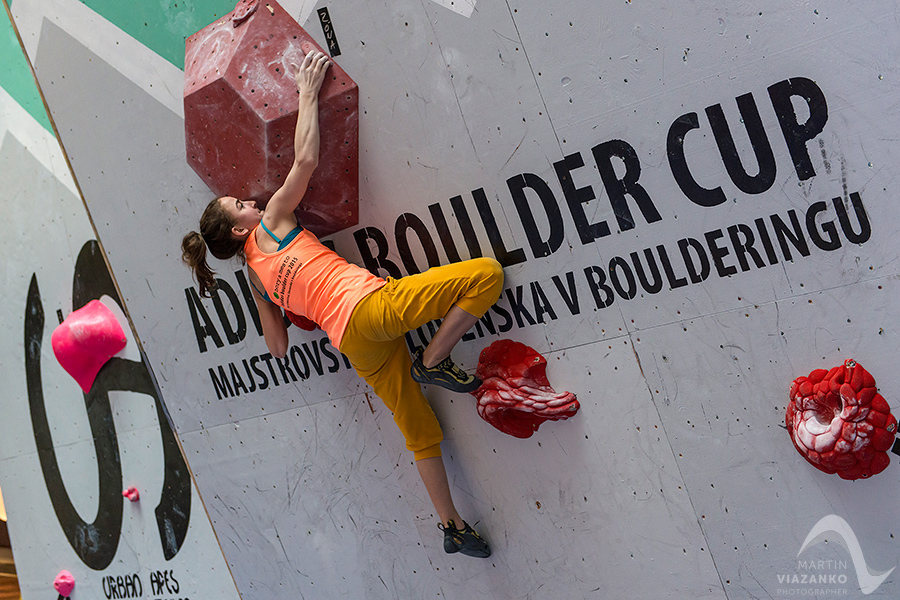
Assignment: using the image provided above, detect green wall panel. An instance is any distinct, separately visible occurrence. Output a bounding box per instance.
[2,0,240,132]
[1,7,52,132]
[73,0,235,70]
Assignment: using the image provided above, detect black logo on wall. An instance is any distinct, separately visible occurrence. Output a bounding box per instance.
[24,241,191,570]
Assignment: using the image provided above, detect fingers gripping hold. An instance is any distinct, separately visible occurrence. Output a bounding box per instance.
[292,50,331,95]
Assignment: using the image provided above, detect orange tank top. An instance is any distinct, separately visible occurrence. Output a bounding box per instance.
[244,226,385,351]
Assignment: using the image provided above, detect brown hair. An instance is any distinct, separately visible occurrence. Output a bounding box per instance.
[181,198,247,297]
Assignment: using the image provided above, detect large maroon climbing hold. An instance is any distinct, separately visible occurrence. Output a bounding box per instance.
[469,339,580,438]
[51,300,127,393]
[184,0,359,237]
[786,359,897,480]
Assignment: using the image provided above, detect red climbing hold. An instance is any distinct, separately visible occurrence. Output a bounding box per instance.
[231,0,259,26]
[51,300,127,393]
[123,487,140,502]
[285,310,317,331]
[184,0,359,237]
[469,339,580,438]
[786,359,897,480]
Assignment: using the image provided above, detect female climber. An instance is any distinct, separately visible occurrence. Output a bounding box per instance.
[181,50,503,558]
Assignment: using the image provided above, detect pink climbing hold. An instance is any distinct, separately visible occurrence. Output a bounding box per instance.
[54,570,75,596]
[51,300,127,393]
[469,339,580,438]
[123,487,140,502]
[786,359,898,480]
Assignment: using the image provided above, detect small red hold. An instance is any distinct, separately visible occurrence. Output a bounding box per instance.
[231,0,259,26]
[285,310,317,331]
[786,359,897,480]
[123,487,140,502]
[51,300,127,393]
[54,570,75,596]
[469,340,580,438]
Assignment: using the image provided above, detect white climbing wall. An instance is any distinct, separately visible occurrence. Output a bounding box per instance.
[0,54,242,600]
[1,0,899,598]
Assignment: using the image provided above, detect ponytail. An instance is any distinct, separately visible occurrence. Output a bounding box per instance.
[181,231,217,297]
[182,197,248,298]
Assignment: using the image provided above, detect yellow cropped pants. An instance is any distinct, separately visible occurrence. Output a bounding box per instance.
[340,257,504,461]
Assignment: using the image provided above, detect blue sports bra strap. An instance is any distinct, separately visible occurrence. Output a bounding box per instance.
[248,275,274,303]
[259,220,282,244]
[278,226,303,250]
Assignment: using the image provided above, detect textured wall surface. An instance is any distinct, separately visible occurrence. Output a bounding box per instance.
[0,2,242,599]
[1,0,900,598]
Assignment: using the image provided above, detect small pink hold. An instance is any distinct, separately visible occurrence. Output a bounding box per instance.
[123,487,140,502]
[54,570,75,596]
[51,300,127,393]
